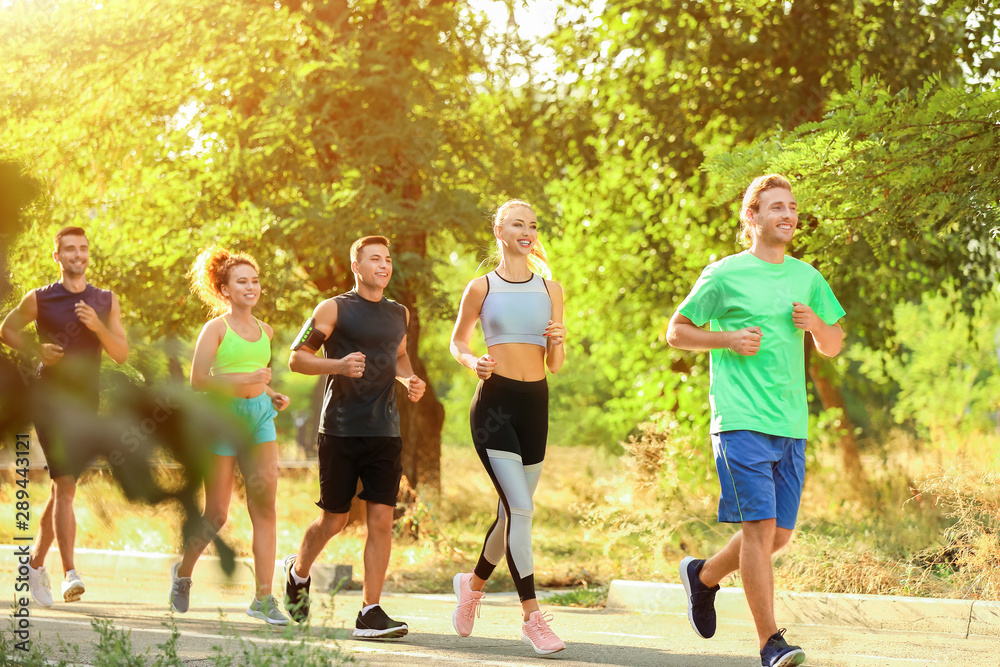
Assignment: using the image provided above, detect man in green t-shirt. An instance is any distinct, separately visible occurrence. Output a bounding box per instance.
[666,174,845,667]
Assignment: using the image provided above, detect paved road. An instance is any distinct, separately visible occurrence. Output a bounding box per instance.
[4,572,998,666]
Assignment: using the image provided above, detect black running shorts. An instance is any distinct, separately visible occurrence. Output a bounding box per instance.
[316,433,403,514]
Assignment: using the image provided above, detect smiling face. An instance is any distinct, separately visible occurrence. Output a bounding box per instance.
[220,262,260,309]
[748,187,798,249]
[352,243,392,290]
[494,204,538,257]
[53,234,89,278]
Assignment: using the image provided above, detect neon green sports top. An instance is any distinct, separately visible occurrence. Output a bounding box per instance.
[678,252,845,439]
[212,318,271,374]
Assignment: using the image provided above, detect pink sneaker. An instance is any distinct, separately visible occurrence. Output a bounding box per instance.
[521,610,565,655]
[451,572,484,637]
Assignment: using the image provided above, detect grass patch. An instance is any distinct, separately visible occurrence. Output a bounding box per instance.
[545,585,608,608]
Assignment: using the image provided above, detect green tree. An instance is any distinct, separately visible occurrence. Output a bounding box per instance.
[1,0,538,487]
[519,1,998,485]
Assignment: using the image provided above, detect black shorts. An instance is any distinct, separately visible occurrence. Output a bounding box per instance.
[34,380,101,479]
[316,433,403,514]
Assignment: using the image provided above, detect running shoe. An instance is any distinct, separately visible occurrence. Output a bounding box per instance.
[760,629,805,666]
[521,610,565,655]
[353,605,408,638]
[169,562,191,613]
[27,564,53,607]
[247,595,290,626]
[61,569,85,603]
[451,572,484,637]
[680,556,720,638]
[283,553,311,624]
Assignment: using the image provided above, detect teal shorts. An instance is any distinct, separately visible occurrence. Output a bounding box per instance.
[209,393,278,457]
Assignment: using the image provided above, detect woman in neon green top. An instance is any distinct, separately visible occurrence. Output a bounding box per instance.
[169,247,291,626]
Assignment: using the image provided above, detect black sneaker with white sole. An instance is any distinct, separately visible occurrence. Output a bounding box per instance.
[680,556,720,639]
[353,605,408,639]
[760,628,806,667]
[283,554,310,624]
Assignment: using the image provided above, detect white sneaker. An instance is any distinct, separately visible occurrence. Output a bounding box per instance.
[62,569,85,602]
[28,564,53,607]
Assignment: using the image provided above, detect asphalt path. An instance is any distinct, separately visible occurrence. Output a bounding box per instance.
[4,572,998,666]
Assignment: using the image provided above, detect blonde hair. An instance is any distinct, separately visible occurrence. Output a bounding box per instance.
[739,174,793,248]
[486,199,552,279]
[188,246,260,317]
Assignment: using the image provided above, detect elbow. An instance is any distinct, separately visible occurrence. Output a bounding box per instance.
[288,352,303,373]
[665,325,680,349]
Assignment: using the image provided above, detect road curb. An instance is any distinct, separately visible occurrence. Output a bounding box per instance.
[1,545,351,593]
[606,579,1000,638]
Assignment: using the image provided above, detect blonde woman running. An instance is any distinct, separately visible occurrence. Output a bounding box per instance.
[169,247,290,625]
[449,199,567,655]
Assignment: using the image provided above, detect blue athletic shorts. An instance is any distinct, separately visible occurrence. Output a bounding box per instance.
[711,430,806,530]
[209,393,278,456]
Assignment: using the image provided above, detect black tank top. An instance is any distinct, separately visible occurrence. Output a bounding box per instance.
[35,282,113,402]
[319,291,407,438]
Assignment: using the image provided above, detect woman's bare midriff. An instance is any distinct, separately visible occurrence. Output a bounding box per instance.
[229,383,268,400]
[487,343,547,382]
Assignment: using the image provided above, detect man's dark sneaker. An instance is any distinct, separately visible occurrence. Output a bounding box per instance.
[680,556,720,639]
[760,628,806,667]
[283,554,310,624]
[353,605,409,639]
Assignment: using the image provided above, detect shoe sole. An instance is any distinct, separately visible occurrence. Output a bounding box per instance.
[283,555,309,624]
[521,634,565,655]
[770,649,806,667]
[30,592,53,607]
[246,608,290,626]
[679,556,712,639]
[63,583,84,603]
[352,626,408,639]
[451,573,470,637]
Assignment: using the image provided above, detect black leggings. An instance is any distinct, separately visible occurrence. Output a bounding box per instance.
[469,374,548,602]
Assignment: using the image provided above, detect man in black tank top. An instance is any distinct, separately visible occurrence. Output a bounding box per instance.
[0,227,128,607]
[282,235,426,638]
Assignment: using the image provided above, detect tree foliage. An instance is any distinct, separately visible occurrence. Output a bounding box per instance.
[1,0,538,486]
[523,0,1000,445]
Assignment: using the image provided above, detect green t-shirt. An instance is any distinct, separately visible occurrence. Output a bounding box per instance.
[678,252,846,439]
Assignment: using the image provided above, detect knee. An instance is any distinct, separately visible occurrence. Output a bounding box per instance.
[204,503,231,529]
[772,529,793,553]
[366,504,394,534]
[318,512,348,538]
[508,504,534,525]
[52,477,76,502]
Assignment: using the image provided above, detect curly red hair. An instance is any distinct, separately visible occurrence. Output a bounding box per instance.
[188,246,259,316]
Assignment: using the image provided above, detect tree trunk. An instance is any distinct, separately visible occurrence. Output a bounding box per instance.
[396,283,445,492]
[806,341,868,494]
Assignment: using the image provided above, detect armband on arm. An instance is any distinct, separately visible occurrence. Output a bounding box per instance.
[290,317,328,351]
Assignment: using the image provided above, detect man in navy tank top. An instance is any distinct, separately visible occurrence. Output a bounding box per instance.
[282,235,427,638]
[0,227,128,607]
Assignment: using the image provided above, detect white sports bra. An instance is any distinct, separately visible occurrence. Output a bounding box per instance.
[479,271,552,348]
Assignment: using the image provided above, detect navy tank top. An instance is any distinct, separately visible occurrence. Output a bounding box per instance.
[319,291,408,438]
[34,282,113,400]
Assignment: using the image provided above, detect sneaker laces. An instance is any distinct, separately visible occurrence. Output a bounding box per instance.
[173,576,191,596]
[458,593,482,621]
[531,612,558,640]
[39,568,51,590]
